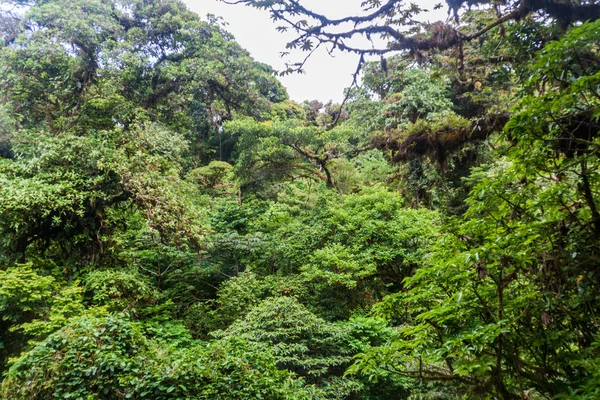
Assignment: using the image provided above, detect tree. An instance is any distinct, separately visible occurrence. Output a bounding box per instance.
[0,0,287,263]
[223,0,600,67]
[214,296,406,399]
[223,0,597,160]
[228,117,373,192]
[350,20,600,399]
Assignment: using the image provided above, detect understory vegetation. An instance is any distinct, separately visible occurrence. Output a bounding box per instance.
[1,0,600,398]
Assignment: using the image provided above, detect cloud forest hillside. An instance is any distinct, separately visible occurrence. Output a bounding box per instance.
[1,0,600,399]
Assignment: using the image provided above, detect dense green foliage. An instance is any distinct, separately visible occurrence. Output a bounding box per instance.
[3,315,311,399]
[1,0,600,399]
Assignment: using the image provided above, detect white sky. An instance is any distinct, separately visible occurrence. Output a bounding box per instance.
[183,0,447,103]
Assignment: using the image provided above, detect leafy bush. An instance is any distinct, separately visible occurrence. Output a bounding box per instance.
[2,315,313,399]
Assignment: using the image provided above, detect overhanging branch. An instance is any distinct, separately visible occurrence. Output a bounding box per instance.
[221,0,600,68]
